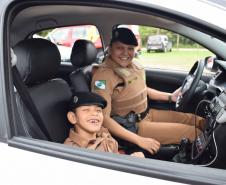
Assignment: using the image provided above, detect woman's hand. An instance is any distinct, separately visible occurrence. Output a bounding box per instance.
[130,152,145,158]
[171,87,182,102]
[136,136,160,155]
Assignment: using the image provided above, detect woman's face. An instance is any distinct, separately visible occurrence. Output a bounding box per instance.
[109,41,135,67]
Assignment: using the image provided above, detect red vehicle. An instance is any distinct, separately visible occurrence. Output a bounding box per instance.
[46,25,102,49]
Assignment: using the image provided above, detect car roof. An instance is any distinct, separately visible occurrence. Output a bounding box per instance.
[136,0,226,30]
[10,1,226,60]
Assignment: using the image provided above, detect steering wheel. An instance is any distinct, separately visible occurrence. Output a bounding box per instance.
[176,59,205,111]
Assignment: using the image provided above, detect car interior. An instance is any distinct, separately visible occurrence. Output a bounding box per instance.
[69,39,98,93]
[6,1,226,175]
[13,38,72,142]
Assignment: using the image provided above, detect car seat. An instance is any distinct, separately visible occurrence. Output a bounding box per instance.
[13,38,72,143]
[69,39,98,92]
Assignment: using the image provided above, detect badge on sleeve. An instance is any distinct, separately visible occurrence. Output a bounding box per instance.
[94,80,106,90]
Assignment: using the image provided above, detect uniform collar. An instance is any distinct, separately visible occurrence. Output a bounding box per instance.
[68,128,96,148]
[68,127,111,147]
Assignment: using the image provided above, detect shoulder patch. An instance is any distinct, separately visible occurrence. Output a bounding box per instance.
[94,80,106,90]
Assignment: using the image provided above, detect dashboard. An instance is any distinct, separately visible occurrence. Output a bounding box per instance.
[190,58,226,169]
[208,59,226,93]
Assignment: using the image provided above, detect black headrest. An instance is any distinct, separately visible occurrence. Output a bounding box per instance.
[70,39,97,68]
[14,38,61,85]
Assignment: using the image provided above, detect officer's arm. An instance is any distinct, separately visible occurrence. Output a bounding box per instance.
[103,116,160,154]
[103,116,141,145]
[147,87,181,102]
[147,87,172,102]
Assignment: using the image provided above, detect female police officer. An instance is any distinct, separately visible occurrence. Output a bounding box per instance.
[91,28,205,155]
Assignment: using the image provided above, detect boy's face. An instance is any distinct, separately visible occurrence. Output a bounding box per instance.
[109,41,135,67]
[68,105,103,134]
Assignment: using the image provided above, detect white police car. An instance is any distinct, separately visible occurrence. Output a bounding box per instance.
[1,0,226,184]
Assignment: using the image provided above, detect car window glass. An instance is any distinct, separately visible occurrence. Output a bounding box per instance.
[72,27,87,40]
[128,25,214,72]
[33,25,103,63]
[52,29,69,42]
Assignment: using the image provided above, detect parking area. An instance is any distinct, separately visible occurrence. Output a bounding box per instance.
[137,48,213,71]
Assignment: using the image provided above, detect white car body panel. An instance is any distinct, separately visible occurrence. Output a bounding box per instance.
[0,142,184,185]
[1,0,226,184]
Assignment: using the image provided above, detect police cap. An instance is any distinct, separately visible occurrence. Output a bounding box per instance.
[69,92,107,110]
[111,27,138,46]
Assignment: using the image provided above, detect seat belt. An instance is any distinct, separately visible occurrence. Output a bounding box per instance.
[11,50,52,141]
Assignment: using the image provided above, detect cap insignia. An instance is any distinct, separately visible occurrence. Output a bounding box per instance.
[73,96,78,104]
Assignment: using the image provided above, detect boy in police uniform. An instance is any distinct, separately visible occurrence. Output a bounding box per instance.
[64,91,144,157]
[91,28,205,155]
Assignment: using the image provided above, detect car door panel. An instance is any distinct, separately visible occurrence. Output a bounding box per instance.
[145,68,212,110]
[145,69,185,93]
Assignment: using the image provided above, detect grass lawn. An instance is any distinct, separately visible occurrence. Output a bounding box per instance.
[136,48,213,71]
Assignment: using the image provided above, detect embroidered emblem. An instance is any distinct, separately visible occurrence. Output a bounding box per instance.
[94,80,106,90]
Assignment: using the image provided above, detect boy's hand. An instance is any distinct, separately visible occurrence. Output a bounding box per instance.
[130,152,145,158]
[137,136,160,155]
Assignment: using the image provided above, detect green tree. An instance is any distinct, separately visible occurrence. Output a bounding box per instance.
[139,26,201,48]
[36,29,53,37]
